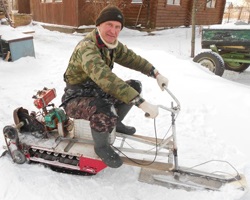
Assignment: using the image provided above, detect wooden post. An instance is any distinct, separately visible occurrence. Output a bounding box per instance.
[191,0,197,58]
[135,3,143,27]
[5,51,10,61]
[238,6,243,21]
[227,3,233,23]
[0,0,13,27]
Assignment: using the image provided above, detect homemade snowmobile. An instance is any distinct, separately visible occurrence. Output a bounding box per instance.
[1,87,247,191]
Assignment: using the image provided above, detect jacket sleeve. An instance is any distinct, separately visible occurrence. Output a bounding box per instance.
[77,40,139,104]
[114,41,153,75]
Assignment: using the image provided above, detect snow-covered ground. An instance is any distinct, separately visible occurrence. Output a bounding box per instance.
[227,0,244,6]
[0,22,249,200]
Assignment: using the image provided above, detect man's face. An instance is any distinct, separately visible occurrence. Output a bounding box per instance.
[98,21,122,44]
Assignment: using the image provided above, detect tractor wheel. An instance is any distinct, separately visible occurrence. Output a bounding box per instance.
[193,51,225,76]
[224,62,249,72]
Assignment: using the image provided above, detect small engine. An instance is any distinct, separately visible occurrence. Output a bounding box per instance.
[32,87,69,136]
[33,87,56,109]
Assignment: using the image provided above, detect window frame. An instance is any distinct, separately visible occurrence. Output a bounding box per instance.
[166,0,181,6]
[132,0,143,3]
[41,0,62,3]
[206,0,216,8]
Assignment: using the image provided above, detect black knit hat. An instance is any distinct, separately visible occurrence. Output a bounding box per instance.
[96,6,124,29]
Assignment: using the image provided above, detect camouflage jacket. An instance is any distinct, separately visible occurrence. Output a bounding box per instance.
[63,29,153,104]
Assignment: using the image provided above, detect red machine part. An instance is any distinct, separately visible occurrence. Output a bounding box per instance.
[33,88,56,109]
[25,146,107,175]
[79,156,107,174]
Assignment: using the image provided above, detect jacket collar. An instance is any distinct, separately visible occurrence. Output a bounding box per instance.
[96,28,118,49]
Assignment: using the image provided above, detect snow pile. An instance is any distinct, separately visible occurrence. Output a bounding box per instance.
[0,23,249,200]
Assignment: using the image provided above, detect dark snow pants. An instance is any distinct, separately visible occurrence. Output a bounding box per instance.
[64,79,142,133]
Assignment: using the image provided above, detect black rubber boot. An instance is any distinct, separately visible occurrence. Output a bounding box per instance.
[91,129,123,168]
[116,103,136,135]
[116,122,136,135]
[115,80,141,135]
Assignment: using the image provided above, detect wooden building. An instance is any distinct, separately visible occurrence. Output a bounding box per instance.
[17,0,226,30]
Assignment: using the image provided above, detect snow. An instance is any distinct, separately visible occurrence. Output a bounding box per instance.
[0,26,33,41]
[0,22,250,200]
[204,23,250,29]
[227,0,245,6]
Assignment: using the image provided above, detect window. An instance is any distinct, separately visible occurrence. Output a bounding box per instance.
[206,0,216,8]
[132,0,142,3]
[85,0,108,2]
[167,0,180,5]
[40,0,62,3]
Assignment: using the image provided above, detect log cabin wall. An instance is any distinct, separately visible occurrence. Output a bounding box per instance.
[114,0,226,29]
[78,1,139,28]
[122,0,151,29]
[195,0,226,25]
[152,0,226,29]
[30,0,79,27]
[28,0,226,29]
[17,0,31,14]
[153,0,191,28]
[77,1,109,26]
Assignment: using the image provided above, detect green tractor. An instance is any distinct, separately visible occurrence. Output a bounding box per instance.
[193,24,250,76]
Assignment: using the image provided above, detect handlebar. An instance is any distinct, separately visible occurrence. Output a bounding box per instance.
[145,87,181,118]
[158,86,181,114]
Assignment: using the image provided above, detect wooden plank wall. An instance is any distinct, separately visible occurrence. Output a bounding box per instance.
[78,1,108,26]
[122,0,225,29]
[78,0,149,28]
[123,1,149,28]
[78,0,145,28]
[153,0,226,29]
[29,0,226,29]
[154,0,190,28]
[30,0,78,26]
[195,0,226,25]
[18,0,31,14]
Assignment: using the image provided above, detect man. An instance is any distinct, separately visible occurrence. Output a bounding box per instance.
[61,5,168,168]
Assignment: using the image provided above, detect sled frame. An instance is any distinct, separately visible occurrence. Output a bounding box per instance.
[114,87,246,191]
[1,87,247,191]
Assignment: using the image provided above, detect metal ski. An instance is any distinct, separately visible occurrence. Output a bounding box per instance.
[136,87,246,191]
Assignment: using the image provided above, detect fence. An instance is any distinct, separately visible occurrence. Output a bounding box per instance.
[223,4,250,23]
